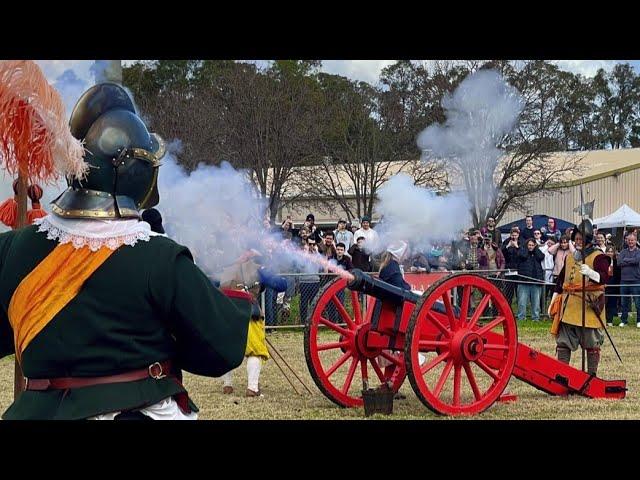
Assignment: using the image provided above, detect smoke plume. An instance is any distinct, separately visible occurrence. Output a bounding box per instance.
[373,174,471,254]
[417,70,523,225]
[157,147,346,280]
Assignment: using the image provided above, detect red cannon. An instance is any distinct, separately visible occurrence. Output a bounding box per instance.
[304,269,626,416]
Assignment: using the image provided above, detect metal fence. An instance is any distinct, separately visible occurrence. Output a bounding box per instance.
[260,270,640,327]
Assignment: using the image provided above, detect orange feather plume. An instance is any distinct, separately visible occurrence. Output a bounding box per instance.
[0,60,87,183]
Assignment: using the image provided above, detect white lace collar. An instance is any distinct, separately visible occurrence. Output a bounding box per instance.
[34,214,159,251]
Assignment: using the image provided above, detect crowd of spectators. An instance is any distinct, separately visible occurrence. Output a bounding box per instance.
[262,212,640,325]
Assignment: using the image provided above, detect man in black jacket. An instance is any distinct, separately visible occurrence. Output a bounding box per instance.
[348,236,372,272]
[501,227,522,306]
[515,238,545,321]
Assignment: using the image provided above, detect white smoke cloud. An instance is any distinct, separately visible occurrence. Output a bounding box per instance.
[417,70,523,225]
[374,174,471,254]
[53,69,88,117]
[157,148,265,278]
[156,145,347,279]
[89,60,111,83]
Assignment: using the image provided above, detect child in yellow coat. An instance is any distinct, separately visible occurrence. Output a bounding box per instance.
[221,252,287,397]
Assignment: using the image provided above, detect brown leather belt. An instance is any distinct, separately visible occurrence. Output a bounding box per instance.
[24,361,172,391]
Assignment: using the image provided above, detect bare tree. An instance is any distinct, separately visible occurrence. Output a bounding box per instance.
[307,73,448,221]
[210,62,320,221]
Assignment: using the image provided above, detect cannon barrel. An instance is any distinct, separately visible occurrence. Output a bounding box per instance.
[347,269,420,305]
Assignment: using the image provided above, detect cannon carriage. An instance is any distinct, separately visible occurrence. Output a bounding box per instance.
[303,269,626,416]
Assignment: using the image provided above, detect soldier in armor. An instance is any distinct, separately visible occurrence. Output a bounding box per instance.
[548,219,611,376]
[0,83,252,419]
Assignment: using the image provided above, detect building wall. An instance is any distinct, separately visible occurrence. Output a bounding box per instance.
[499,167,640,225]
[281,167,640,229]
[279,197,366,227]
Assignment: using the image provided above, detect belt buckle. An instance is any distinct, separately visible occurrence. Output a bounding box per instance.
[148,362,166,380]
[24,377,28,390]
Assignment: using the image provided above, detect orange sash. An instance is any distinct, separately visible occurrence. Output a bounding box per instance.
[549,294,563,335]
[8,243,115,364]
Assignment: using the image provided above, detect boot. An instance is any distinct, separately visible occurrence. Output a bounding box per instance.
[586,348,600,376]
[556,346,571,364]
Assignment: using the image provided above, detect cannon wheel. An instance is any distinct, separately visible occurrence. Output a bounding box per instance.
[304,276,406,408]
[404,273,517,416]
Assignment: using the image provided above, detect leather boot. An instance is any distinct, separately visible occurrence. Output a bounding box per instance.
[556,346,571,364]
[586,348,600,376]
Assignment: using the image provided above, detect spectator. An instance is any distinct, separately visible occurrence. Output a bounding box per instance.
[451,231,477,270]
[408,247,431,273]
[547,234,574,283]
[354,215,379,253]
[280,217,294,241]
[480,217,501,246]
[501,227,522,306]
[319,231,337,260]
[479,236,505,316]
[349,236,372,272]
[501,227,521,270]
[334,218,354,251]
[334,243,353,271]
[617,233,640,327]
[427,245,444,270]
[465,233,480,270]
[541,217,561,241]
[595,233,607,253]
[533,229,544,245]
[326,242,353,323]
[478,236,505,271]
[439,245,454,271]
[605,245,621,327]
[277,239,296,320]
[516,238,545,321]
[304,213,323,243]
[521,215,535,240]
[297,226,311,247]
[538,236,556,283]
[299,238,322,324]
[350,221,360,235]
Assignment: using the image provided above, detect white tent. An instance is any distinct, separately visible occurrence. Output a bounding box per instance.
[593,204,640,229]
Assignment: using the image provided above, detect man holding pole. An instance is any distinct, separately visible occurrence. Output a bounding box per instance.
[548,219,612,376]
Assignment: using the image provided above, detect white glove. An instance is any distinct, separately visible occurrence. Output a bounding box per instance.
[580,264,600,283]
[548,292,560,316]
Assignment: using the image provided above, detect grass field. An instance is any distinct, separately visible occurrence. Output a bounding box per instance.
[1,320,637,420]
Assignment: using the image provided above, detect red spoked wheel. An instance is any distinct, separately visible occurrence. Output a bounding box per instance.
[304,277,406,407]
[404,273,517,416]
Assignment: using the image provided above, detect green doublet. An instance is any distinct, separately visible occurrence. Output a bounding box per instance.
[0,225,251,420]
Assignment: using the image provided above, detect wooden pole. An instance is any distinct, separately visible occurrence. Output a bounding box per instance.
[13,174,28,400]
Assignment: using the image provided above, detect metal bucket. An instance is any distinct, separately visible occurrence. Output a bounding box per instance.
[362,388,394,417]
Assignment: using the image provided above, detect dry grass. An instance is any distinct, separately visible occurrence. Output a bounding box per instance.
[1,321,638,420]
